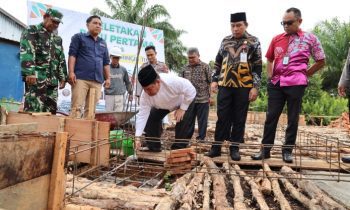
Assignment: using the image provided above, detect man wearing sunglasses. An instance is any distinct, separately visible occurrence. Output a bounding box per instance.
[251,7,325,163]
[20,8,67,114]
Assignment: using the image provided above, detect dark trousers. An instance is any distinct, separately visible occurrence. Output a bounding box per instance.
[189,102,209,140]
[144,102,196,150]
[214,87,250,151]
[262,82,306,153]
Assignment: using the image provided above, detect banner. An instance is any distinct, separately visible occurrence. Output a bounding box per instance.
[27,1,165,113]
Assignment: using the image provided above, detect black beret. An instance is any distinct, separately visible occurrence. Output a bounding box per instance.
[231,12,246,22]
[138,64,158,87]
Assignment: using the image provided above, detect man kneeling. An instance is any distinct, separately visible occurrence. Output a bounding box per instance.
[134,65,196,152]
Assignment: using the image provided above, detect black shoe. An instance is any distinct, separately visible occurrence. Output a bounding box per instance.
[282,152,293,163]
[251,150,271,160]
[205,149,221,158]
[230,150,241,161]
[342,156,350,163]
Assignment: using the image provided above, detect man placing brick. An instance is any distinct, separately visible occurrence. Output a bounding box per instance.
[134,65,196,152]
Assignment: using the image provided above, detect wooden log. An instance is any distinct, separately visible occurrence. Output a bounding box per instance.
[263,163,292,210]
[280,166,345,210]
[275,172,322,210]
[223,162,247,210]
[202,168,211,210]
[179,168,205,210]
[203,157,231,209]
[0,106,7,125]
[155,170,194,210]
[48,132,68,210]
[255,169,272,195]
[65,204,102,210]
[234,165,269,210]
[0,123,38,133]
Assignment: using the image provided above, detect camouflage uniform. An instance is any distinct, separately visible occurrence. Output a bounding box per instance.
[20,9,67,114]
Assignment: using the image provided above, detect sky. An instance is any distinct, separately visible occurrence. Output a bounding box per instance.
[1,0,349,63]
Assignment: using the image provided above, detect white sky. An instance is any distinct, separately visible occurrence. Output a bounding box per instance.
[1,0,349,63]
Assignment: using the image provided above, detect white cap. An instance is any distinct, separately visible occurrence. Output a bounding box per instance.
[109,46,123,57]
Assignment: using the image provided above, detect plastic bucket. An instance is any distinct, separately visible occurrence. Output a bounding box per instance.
[109,130,123,149]
[122,137,134,156]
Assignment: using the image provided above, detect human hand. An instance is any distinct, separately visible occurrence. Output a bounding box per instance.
[68,72,76,86]
[59,80,66,89]
[211,82,218,93]
[104,78,111,88]
[134,136,142,150]
[174,108,185,122]
[338,85,346,97]
[249,88,258,102]
[25,75,37,85]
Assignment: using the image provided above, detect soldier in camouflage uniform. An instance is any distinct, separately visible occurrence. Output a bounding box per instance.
[20,8,67,114]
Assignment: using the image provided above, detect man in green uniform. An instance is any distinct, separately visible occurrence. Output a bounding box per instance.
[20,8,67,114]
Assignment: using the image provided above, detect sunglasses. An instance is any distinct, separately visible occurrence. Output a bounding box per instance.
[280,20,296,26]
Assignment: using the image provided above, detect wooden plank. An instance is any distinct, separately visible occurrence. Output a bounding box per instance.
[66,118,94,163]
[0,123,38,133]
[48,132,68,210]
[196,154,346,171]
[0,133,55,189]
[166,155,192,164]
[97,121,110,166]
[90,122,99,166]
[7,112,62,132]
[31,112,52,116]
[87,88,96,120]
[0,174,50,210]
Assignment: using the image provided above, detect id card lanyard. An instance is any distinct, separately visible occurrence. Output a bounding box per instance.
[283,34,302,65]
[240,40,248,63]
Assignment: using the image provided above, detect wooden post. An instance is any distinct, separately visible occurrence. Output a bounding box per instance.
[90,121,99,166]
[48,132,68,210]
[87,88,96,120]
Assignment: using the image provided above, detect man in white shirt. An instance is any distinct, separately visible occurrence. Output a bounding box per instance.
[134,65,196,152]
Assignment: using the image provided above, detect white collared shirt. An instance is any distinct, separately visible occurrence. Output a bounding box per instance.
[135,73,196,136]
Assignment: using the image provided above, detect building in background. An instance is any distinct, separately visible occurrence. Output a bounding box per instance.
[0,8,26,102]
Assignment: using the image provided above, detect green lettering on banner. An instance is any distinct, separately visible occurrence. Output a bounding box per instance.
[117,36,122,44]
[80,29,86,33]
[109,24,115,32]
[110,35,117,42]
[121,26,127,35]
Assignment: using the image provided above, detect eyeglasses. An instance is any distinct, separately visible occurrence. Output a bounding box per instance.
[280,20,296,26]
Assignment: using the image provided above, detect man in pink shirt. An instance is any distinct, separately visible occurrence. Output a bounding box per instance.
[251,7,325,163]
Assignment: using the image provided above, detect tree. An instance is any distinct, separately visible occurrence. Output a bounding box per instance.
[313,18,350,92]
[91,0,187,72]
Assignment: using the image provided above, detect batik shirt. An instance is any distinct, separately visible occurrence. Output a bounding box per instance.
[266,29,325,87]
[181,61,211,103]
[20,23,67,86]
[212,32,262,88]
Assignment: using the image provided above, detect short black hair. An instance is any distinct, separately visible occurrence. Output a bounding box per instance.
[286,7,302,19]
[86,15,101,24]
[145,45,156,52]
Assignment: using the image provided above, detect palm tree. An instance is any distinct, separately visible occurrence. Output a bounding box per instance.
[313,18,350,92]
[91,0,187,72]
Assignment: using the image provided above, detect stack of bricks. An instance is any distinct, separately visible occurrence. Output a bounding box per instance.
[164,148,196,175]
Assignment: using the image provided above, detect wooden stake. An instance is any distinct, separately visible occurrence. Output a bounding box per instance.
[48,132,68,210]
[180,168,205,209]
[203,157,231,209]
[234,165,269,210]
[263,163,292,210]
[223,162,247,210]
[281,166,345,210]
[202,168,211,210]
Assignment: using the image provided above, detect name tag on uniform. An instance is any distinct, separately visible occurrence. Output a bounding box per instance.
[240,52,247,63]
[282,56,289,65]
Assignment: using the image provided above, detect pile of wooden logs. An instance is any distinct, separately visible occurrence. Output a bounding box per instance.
[330,112,350,130]
[165,148,196,175]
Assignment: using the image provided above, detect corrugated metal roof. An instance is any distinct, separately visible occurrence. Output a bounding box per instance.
[0,8,26,42]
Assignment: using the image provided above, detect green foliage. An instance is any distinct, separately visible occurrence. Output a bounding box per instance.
[91,0,187,72]
[163,171,172,191]
[312,18,350,92]
[302,92,347,125]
